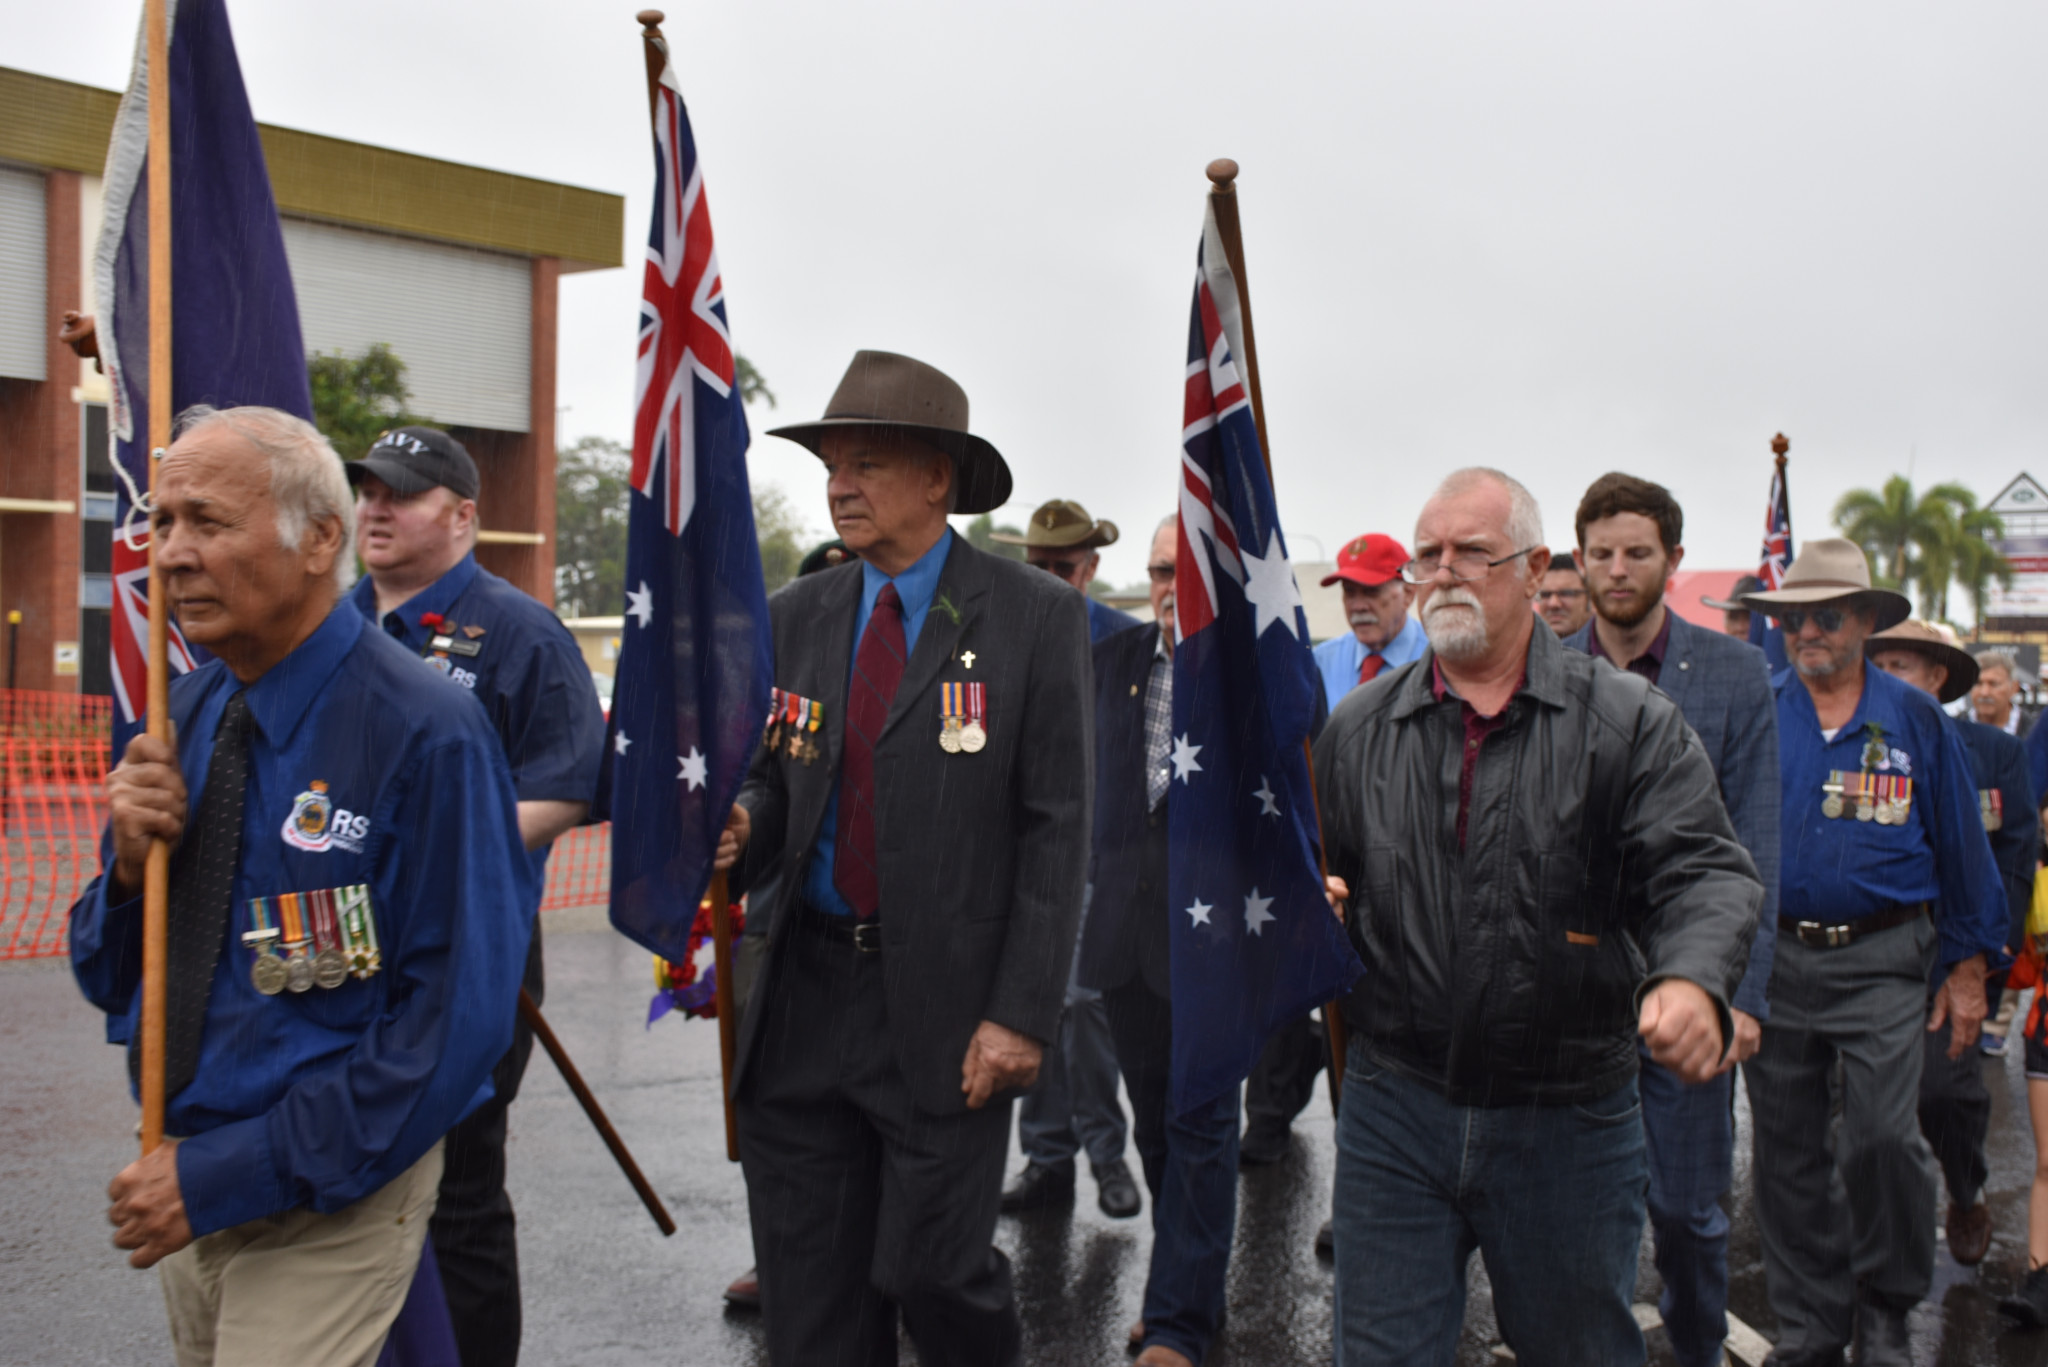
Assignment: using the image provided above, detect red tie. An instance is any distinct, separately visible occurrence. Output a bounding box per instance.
[1357,653,1385,686]
[834,584,906,919]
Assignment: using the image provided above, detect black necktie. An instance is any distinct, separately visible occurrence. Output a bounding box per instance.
[132,692,253,1099]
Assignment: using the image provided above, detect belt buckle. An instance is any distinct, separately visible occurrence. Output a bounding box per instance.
[851,921,882,954]
[1794,920,1840,949]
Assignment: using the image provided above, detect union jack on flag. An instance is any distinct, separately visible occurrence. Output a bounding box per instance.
[604,38,773,965]
[1166,195,1362,1115]
[1758,459,1793,592]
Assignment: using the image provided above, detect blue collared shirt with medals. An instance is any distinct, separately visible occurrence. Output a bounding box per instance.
[1774,662,2007,967]
[68,603,537,1237]
[347,551,606,879]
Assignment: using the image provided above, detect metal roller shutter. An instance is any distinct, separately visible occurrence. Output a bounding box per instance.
[281,216,530,432]
[0,166,47,382]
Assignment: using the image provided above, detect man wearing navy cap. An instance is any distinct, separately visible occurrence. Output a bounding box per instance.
[347,425,607,1367]
[1310,533,1428,714]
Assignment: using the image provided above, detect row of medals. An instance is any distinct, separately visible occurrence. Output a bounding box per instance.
[940,717,987,755]
[252,941,353,995]
[1821,783,1910,825]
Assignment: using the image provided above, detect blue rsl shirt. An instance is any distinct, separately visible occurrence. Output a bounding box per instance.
[1774,663,2006,967]
[1312,615,1428,712]
[68,602,536,1236]
[801,530,953,918]
[347,551,606,878]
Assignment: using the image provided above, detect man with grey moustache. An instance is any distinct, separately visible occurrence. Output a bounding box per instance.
[1314,467,1762,1365]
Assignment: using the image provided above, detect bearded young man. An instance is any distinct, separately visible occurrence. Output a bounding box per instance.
[1314,466,1761,1366]
[1562,472,1780,1367]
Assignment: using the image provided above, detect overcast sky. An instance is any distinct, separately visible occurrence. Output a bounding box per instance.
[14,2,2048,598]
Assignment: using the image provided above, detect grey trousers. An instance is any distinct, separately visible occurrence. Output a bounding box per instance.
[1017,986,1130,1170]
[1744,916,1940,1353]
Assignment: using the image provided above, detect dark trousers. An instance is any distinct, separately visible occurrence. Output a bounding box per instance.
[1745,919,1938,1354]
[1103,979,1240,1366]
[1243,1010,1327,1139]
[738,923,1020,1367]
[1331,1055,1648,1367]
[1918,1012,1991,1209]
[431,928,541,1367]
[1639,1054,1733,1367]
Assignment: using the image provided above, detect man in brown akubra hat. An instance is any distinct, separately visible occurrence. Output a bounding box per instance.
[713,351,1092,1367]
[1740,543,2008,1367]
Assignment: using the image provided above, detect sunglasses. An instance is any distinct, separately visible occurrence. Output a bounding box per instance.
[1032,558,1086,580]
[1146,564,1177,584]
[1778,607,1847,634]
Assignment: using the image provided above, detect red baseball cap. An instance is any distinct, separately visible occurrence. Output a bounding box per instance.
[1320,533,1410,589]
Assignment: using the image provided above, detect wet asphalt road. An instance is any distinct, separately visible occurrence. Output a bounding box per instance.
[8,913,2048,1367]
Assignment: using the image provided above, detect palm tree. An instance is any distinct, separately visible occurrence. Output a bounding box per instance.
[1953,504,2013,626]
[1832,476,1980,617]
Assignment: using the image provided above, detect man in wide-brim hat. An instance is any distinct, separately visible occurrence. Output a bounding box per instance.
[1864,620,2040,1291]
[1737,540,2007,1366]
[717,350,1093,1367]
[992,499,1140,646]
[1701,573,1766,640]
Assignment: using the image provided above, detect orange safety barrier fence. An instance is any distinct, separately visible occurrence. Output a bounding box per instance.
[0,689,616,959]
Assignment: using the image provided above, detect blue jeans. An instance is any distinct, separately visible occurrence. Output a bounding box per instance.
[1332,1056,1649,1367]
[1105,981,1239,1366]
[1639,1054,1732,1367]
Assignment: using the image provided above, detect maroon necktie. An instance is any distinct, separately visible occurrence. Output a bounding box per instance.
[834,584,905,919]
[1357,653,1385,686]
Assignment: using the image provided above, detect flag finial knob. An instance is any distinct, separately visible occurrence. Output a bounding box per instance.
[638,9,666,27]
[1771,433,1789,456]
[1206,159,1239,189]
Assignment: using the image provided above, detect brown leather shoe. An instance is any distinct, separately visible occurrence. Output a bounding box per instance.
[1134,1348,1194,1367]
[1948,1200,1993,1266]
[723,1265,761,1311]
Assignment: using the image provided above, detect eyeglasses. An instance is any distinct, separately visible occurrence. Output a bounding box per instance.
[1032,558,1085,581]
[1535,588,1586,603]
[1146,563,1177,584]
[1778,607,1847,634]
[1399,546,1537,586]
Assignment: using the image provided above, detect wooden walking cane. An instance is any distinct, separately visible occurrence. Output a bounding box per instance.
[1203,159,1351,1108]
[521,989,677,1236]
[138,0,176,1157]
[638,7,743,1165]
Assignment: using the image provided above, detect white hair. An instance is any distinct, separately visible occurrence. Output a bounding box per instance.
[1426,467,1545,578]
[174,405,356,589]
[1973,647,2022,682]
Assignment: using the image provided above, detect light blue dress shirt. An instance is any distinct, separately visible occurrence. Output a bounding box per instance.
[1312,615,1428,712]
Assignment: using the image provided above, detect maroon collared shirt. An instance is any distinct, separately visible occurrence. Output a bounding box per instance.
[1431,660,1527,852]
[1585,611,1673,687]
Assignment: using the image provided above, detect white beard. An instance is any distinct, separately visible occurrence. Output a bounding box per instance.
[1422,588,1489,661]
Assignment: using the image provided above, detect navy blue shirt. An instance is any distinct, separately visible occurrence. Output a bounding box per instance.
[1087,596,1140,645]
[69,603,536,1235]
[1774,663,2006,966]
[1957,717,2038,950]
[801,531,954,918]
[348,553,605,874]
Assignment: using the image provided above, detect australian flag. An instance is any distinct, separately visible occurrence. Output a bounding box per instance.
[95,0,311,751]
[604,42,772,964]
[1748,454,1793,670]
[1167,199,1363,1115]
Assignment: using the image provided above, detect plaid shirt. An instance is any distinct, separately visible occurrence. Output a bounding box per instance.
[1145,632,1173,810]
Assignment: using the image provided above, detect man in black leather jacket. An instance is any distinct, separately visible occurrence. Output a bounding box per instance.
[1314,467,1762,1367]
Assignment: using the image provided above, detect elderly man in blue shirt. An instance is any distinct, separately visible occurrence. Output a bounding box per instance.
[1310,532,1428,713]
[72,405,535,1367]
[1740,540,2007,1367]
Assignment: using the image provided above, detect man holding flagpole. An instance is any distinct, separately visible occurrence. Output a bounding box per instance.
[712,349,1093,1367]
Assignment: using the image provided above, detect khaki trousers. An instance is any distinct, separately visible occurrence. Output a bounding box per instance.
[158,1141,444,1367]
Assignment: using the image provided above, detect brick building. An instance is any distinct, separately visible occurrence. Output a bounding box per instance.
[0,65,622,694]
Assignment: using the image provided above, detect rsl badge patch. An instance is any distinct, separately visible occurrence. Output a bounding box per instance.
[282,780,336,851]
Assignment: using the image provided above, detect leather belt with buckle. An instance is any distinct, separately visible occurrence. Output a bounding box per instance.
[802,906,883,953]
[1779,901,1929,950]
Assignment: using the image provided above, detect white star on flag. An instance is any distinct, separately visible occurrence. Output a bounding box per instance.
[626,581,653,629]
[677,747,707,789]
[1186,898,1213,927]
[1170,734,1204,783]
[1253,777,1280,817]
[1239,528,1304,641]
[1243,888,1275,936]
[614,730,633,756]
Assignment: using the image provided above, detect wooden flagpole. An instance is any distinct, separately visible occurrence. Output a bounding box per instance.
[1204,159,1351,1107]
[638,7,741,1164]
[520,989,677,1235]
[138,0,175,1157]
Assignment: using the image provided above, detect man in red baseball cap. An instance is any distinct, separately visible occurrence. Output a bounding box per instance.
[1310,533,1429,712]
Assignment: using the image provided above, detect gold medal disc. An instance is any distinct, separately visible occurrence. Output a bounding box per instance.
[1822,795,1844,819]
[1874,803,1893,826]
[313,948,350,991]
[285,953,315,994]
[251,954,288,996]
[1856,802,1875,823]
[939,723,963,754]
[960,721,987,754]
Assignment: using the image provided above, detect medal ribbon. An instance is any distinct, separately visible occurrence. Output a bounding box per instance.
[278,892,308,952]
[245,895,278,948]
[966,682,985,729]
[807,699,822,734]
[308,887,341,957]
[941,681,963,726]
[338,884,380,977]
[1893,777,1913,814]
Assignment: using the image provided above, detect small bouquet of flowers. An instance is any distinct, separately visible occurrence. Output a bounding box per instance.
[647,895,746,1027]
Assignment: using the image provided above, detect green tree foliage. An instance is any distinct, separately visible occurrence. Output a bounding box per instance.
[756,483,814,595]
[965,512,1026,562]
[1832,475,2008,621]
[736,355,776,410]
[308,343,424,460]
